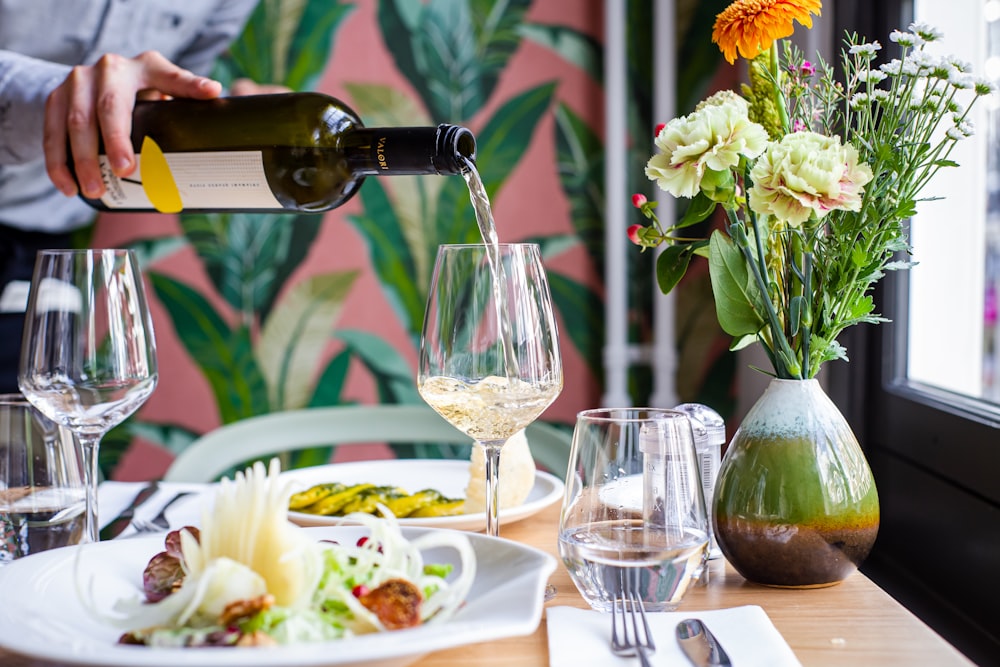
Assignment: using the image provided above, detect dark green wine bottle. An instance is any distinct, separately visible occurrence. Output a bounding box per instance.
[79,92,476,213]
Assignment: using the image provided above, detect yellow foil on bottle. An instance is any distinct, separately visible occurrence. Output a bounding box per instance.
[139,136,183,213]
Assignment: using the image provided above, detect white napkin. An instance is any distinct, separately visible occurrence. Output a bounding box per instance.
[98,481,211,538]
[547,605,801,667]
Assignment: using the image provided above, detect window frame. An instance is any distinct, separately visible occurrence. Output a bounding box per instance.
[830,1,1000,662]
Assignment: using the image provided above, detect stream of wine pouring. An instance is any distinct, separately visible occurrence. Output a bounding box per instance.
[460,156,521,388]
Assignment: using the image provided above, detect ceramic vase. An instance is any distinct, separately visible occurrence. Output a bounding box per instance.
[713,378,879,587]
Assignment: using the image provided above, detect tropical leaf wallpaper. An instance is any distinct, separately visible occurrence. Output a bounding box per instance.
[91,0,732,480]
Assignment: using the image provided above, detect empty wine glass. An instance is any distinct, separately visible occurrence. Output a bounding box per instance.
[18,249,158,543]
[418,243,563,537]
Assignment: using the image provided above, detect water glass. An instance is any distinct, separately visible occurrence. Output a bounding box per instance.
[0,394,85,564]
[558,408,709,611]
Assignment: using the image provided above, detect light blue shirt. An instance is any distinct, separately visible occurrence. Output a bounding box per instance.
[0,0,258,232]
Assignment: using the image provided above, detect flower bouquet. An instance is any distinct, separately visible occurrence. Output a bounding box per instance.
[630,0,993,380]
[629,0,995,588]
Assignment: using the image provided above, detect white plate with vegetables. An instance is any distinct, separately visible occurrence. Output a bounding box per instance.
[0,523,556,667]
[281,459,564,531]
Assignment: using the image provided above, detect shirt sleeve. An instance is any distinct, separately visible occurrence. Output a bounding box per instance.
[0,50,70,165]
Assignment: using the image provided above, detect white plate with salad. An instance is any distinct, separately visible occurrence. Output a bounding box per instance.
[0,524,556,667]
[281,459,564,531]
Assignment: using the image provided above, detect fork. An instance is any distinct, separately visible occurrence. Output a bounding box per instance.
[610,570,656,667]
[130,491,194,534]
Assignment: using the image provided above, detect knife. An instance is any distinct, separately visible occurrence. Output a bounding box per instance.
[676,618,732,667]
[99,482,159,540]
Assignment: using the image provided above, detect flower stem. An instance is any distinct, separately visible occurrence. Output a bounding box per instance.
[769,41,791,134]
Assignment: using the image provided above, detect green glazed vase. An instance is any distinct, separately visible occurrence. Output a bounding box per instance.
[713,378,880,588]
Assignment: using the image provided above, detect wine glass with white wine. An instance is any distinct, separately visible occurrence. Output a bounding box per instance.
[18,249,158,544]
[418,243,563,537]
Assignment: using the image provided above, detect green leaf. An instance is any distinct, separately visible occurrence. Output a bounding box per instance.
[127,421,199,456]
[474,83,557,193]
[259,213,326,320]
[257,271,360,410]
[554,102,604,273]
[656,245,694,295]
[675,193,717,229]
[309,349,352,407]
[344,82,440,289]
[125,236,187,266]
[435,83,556,247]
[348,178,424,340]
[519,23,602,82]
[179,212,322,321]
[547,271,604,382]
[284,1,355,90]
[378,0,530,122]
[729,333,759,351]
[219,0,354,90]
[521,233,579,260]
[707,231,767,338]
[789,295,805,336]
[335,329,421,404]
[149,273,269,422]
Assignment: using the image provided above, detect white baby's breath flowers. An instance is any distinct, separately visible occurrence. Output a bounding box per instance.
[857,69,887,85]
[872,89,891,103]
[889,30,921,47]
[880,59,902,76]
[909,22,943,42]
[849,41,881,57]
[973,78,996,96]
[946,127,965,141]
[954,117,975,137]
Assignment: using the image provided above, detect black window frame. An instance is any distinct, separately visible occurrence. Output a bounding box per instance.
[830,2,1000,664]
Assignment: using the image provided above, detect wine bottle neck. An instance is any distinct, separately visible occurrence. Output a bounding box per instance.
[350,125,476,176]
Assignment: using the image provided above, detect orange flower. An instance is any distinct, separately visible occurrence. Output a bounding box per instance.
[712,0,822,64]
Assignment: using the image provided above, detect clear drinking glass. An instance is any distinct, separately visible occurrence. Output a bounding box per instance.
[558,408,710,611]
[18,249,158,544]
[1,393,85,564]
[417,243,563,537]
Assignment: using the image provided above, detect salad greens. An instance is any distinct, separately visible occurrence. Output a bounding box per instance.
[81,460,476,647]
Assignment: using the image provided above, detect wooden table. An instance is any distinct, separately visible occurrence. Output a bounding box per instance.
[420,503,972,667]
[0,503,971,667]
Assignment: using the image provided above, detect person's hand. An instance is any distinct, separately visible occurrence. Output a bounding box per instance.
[44,50,223,200]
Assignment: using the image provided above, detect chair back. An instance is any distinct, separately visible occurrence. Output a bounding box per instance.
[164,404,571,482]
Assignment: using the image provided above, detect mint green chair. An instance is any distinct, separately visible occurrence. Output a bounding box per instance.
[163,404,571,483]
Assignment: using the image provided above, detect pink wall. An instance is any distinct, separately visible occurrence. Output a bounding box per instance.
[96,1,607,479]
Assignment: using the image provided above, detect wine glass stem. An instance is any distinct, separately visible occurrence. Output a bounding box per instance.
[78,433,102,544]
[483,443,502,537]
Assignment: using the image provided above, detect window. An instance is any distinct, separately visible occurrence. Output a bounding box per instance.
[833,1,1000,663]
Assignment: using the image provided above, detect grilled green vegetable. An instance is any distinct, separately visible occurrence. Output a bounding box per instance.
[290,482,465,518]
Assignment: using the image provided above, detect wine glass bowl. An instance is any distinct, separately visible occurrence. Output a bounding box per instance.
[1,393,85,563]
[18,249,158,543]
[418,243,562,536]
[558,408,710,611]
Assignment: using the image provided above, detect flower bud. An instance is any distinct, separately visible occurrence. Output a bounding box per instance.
[631,193,648,209]
[627,224,644,245]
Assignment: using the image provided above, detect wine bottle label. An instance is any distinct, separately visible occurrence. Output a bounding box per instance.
[97,150,282,211]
